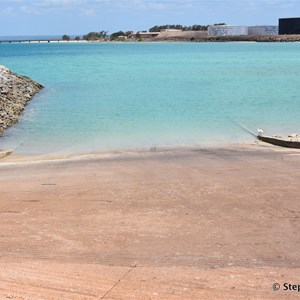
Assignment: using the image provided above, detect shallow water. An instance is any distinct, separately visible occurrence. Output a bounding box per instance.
[0,42,300,155]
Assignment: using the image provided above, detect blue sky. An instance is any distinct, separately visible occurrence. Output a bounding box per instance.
[0,0,299,36]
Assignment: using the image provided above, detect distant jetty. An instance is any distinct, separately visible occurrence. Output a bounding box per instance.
[0,65,43,136]
[0,39,87,44]
[0,39,61,44]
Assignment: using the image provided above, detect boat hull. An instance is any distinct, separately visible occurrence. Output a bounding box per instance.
[258,135,300,149]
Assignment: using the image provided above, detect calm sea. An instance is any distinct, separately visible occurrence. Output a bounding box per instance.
[0,42,300,155]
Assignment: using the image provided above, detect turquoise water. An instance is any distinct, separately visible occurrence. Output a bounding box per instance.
[0,42,300,155]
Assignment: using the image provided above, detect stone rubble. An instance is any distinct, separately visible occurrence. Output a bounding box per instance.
[0,65,43,136]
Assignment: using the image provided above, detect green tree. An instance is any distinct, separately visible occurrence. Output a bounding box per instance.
[110,31,125,40]
[83,31,109,41]
[62,34,70,41]
[149,24,209,32]
[83,32,100,40]
[75,36,80,41]
[99,30,108,39]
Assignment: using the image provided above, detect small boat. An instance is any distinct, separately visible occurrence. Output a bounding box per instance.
[257,130,300,149]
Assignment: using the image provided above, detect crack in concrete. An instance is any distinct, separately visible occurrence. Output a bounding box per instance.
[100,266,136,299]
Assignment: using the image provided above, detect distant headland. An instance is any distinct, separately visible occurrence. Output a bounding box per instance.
[62,20,300,42]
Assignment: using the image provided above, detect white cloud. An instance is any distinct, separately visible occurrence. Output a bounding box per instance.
[0,6,14,15]
[1,0,299,17]
[19,4,40,14]
[82,8,96,16]
[2,0,194,17]
[32,0,83,8]
[20,5,30,12]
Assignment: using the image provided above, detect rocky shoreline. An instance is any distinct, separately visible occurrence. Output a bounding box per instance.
[198,34,300,42]
[0,65,43,137]
[152,34,300,42]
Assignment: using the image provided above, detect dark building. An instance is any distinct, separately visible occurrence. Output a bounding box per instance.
[279,18,300,34]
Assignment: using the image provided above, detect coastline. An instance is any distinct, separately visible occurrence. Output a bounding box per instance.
[2,34,300,43]
[0,142,299,298]
[0,140,280,163]
[0,139,299,165]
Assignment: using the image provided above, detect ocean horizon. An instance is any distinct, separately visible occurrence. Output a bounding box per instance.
[0,42,300,155]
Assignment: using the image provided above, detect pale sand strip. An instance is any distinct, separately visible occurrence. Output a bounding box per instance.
[0,145,299,299]
[0,140,293,165]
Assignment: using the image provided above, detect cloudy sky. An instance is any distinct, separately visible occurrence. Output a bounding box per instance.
[0,0,299,36]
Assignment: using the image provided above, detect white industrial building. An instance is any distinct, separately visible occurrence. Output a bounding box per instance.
[248,26,278,36]
[208,25,248,36]
[208,25,278,36]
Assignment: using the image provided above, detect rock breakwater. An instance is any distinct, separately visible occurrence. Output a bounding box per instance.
[0,65,43,136]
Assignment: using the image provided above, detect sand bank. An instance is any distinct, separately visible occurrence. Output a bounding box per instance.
[0,144,299,299]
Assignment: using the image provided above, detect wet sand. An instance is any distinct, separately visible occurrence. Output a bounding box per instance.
[0,145,300,299]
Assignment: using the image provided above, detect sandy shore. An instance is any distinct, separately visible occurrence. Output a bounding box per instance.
[0,144,300,299]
